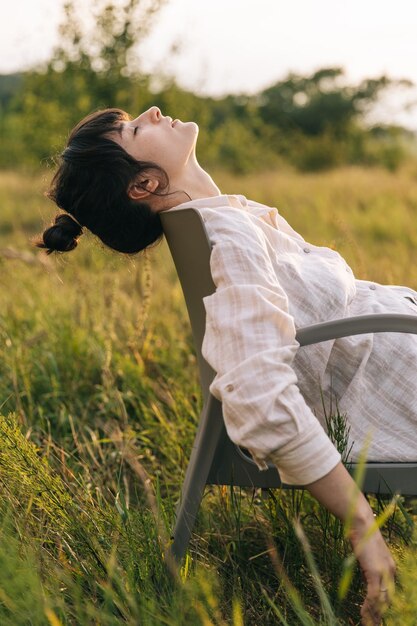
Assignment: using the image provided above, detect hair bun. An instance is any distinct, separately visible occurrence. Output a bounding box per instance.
[36,213,83,255]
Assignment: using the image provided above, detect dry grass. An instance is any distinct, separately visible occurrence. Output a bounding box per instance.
[0,165,417,624]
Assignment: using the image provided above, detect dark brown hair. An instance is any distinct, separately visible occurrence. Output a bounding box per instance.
[36,108,179,255]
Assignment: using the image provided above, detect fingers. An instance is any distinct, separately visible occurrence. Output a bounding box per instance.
[361,571,395,625]
[350,526,396,625]
[361,592,390,625]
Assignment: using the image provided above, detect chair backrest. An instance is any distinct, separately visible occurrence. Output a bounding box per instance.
[161,208,217,402]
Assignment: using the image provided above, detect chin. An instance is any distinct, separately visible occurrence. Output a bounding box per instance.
[184,121,199,134]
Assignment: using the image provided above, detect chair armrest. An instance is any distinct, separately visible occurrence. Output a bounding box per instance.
[238,314,417,473]
[296,313,417,347]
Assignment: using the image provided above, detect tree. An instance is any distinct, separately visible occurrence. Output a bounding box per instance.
[258,67,414,138]
[1,0,170,166]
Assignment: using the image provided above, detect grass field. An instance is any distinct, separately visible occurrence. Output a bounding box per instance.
[1,164,417,624]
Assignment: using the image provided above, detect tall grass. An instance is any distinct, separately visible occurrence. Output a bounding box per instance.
[1,164,417,623]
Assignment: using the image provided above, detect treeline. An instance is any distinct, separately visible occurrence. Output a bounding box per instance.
[0,0,416,174]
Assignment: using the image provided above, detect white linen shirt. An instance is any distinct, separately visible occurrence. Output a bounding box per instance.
[168,194,417,485]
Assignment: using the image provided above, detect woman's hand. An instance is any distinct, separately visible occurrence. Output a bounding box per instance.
[347,516,396,625]
[304,461,396,625]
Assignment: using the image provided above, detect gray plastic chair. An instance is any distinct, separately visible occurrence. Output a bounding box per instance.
[160,207,417,563]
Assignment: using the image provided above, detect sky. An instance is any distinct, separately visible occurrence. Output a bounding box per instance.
[1,0,417,129]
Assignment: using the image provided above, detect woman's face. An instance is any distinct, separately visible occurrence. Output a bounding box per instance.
[111,106,199,178]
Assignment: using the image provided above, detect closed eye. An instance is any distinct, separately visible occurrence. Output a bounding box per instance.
[133,126,140,136]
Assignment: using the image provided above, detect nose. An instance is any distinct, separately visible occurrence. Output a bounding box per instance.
[137,106,162,123]
[148,106,162,120]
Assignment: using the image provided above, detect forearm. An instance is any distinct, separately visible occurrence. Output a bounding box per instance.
[304,461,375,528]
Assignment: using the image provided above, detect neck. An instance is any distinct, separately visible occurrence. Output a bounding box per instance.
[174,153,221,201]
[156,153,221,211]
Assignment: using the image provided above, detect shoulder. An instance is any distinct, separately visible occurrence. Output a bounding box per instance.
[195,206,265,247]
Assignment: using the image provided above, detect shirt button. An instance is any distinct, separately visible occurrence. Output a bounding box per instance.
[369,284,376,290]
[225,384,234,392]
[303,247,310,254]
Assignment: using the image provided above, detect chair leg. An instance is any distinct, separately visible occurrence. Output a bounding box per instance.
[169,394,225,563]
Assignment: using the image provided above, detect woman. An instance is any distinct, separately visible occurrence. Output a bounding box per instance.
[37,105,401,625]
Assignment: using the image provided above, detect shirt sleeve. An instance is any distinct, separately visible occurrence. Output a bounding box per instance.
[199,207,341,485]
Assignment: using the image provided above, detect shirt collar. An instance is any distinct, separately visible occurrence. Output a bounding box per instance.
[165,194,249,212]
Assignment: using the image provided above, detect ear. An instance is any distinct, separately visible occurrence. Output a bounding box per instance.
[127,176,160,202]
